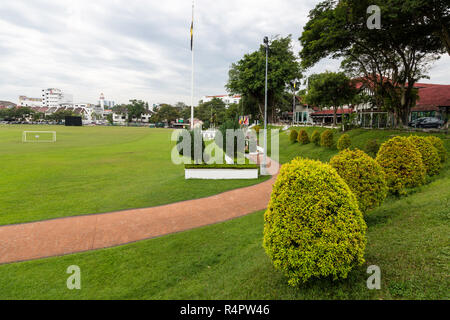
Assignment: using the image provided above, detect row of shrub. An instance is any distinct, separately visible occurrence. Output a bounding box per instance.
[265,133,447,285]
[290,129,339,149]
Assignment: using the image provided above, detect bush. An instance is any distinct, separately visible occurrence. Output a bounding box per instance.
[365,139,381,158]
[330,149,388,214]
[337,134,351,151]
[263,158,367,285]
[177,128,206,163]
[426,136,447,163]
[320,130,334,148]
[311,130,321,146]
[217,120,246,159]
[407,136,441,176]
[376,136,426,194]
[297,130,310,145]
[289,129,298,143]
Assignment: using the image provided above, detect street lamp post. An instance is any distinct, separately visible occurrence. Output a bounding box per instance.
[263,36,269,175]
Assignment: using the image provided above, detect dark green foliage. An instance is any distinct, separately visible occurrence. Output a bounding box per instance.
[289,129,298,143]
[311,130,321,146]
[365,139,381,158]
[297,130,310,144]
[320,130,334,148]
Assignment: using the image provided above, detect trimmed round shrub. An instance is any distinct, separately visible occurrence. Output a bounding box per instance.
[407,136,441,176]
[376,136,426,194]
[320,130,334,148]
[311,130,321,146]
[426,136,447,163]
[330,149,388,214]
[337,134,352,151]
[263,158,367,285]
[297,130,310,145]
[177,128,206,163]
[289,129,298,143]
[365,139,381,158]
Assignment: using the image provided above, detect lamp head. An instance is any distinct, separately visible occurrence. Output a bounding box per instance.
[263,36,269,45]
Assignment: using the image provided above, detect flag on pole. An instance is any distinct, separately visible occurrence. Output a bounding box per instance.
[190,20,194,51]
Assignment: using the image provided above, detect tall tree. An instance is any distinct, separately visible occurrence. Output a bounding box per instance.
[226,35,303,123]
[302,72,358,126]
[300,0,445,127]
[195,98,227,128]
[150,104,179,124]
[127,100,148,123]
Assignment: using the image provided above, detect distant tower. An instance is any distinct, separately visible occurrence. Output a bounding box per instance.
[99,93,105,110]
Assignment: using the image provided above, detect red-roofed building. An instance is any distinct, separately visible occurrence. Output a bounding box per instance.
[411,84,450,122]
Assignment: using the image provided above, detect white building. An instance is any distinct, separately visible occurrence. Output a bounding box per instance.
[18,96,42,108]
[42,88,73,108]
[201,95,241,107]
[98,93,115,110]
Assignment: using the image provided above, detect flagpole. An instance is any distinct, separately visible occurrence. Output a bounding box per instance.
[190,0,195,130]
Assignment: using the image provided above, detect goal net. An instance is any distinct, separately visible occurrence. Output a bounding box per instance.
[22,131,57,143]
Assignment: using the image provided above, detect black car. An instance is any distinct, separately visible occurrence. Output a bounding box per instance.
[408,117,426,128]
[416,117,444,129]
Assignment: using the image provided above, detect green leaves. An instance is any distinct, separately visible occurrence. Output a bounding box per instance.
[263,158,367,285]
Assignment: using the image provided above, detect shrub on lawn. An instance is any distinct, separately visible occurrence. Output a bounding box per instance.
[365,139,381,158]
[177,128,206,163]
[426,136,447,163]
[337,134,352,151]
[289,129,298,143]
[217,120,246,160]
[263,158,367,285]
[320,130,334,148]
[376,136,426,194]
[311,130,321,146]
[407,136,441,176]
[297,130,310,145]
[330,149,388,214]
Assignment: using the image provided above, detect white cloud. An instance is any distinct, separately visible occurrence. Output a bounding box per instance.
[0,0,448,106]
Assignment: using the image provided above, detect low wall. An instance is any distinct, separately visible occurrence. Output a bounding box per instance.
[185,168,259,180]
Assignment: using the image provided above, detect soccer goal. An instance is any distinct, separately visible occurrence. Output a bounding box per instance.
[22,131,57,143]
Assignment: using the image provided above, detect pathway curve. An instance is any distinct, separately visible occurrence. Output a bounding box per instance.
[0,157,279,265]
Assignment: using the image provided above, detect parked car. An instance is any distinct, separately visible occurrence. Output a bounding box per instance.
[417,117,444,129]
[409,117,441,128]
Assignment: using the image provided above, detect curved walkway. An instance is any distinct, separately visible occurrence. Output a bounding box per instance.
[0,157,279,265]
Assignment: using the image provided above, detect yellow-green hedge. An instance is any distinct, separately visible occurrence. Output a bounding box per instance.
[297,130,310,145]
[337,134,352,151]
[289,129,298,143]
[263,158,367,285]
[426,136,447,163]
[311,130,321,146]
[321,130,334,148]
[330,149,388,214]
[407,136,441,176]
[376,136,426,194]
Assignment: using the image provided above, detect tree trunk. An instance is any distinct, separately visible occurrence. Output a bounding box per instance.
[333,107,338,127]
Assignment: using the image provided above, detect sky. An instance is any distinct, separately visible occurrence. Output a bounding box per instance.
[0,0,449,106]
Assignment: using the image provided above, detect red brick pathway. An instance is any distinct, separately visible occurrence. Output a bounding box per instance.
[0,158,279,265]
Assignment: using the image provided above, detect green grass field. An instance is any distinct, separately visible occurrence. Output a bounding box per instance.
[0,125,268,226]
[0,126,448,300]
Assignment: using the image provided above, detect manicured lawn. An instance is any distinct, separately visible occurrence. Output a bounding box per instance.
[0,162,448,299]
[0,125,268,225]
[0,127,448,300]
